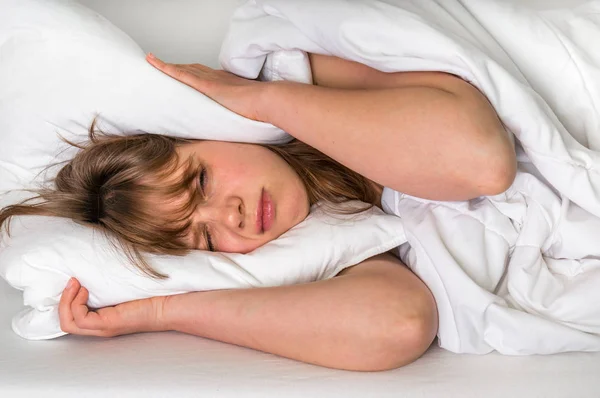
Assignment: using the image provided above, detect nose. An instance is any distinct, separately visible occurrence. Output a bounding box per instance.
[197,196,244,230]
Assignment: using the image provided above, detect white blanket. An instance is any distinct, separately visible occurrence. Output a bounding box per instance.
[219,0,600,354]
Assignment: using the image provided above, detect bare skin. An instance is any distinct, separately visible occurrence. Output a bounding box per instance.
[171,140,311,253]
[58,52,516,371]
[145,52,516,200]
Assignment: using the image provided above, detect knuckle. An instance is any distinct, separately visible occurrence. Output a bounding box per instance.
[174,68,187,80]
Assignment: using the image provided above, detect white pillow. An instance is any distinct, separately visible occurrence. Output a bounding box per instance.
[0,0,406,340]
[1,203,406,340]
[0,0,287,203]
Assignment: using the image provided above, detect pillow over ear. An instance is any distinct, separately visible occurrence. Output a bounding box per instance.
[0,0,288,205]
[0,0,407,340]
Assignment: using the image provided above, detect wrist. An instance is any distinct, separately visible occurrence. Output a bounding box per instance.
[255,81,279,124]
[155,292,210,334]
[255,80,304,124]
[151,295,174,332]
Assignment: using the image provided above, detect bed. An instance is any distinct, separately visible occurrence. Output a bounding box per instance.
[2,0,600,396]
[2,277,600,397]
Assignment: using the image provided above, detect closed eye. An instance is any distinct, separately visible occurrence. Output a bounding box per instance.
[193,165,215,251]
[205,228,215,252]
[199,167,208,195]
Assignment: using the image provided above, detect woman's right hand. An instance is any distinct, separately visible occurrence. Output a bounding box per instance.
[58,277,167,338]
[146,53,270,122]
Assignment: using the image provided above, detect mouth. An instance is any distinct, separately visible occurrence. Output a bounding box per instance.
[256,188,274,234]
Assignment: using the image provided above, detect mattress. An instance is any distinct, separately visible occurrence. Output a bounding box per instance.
[2,278,600,397]
[2,0,600,396]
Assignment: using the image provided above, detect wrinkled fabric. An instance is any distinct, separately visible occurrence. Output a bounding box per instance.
[220,0,600,354]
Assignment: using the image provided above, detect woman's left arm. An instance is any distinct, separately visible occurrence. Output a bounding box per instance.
[58,253,438,371]
[148,54,516,201]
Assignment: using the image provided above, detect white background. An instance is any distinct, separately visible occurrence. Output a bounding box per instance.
[78,0,245,67]
[78,0,586,68]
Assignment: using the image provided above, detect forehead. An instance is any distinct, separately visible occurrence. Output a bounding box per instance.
[176,140,214,160]
[176,140,262,165]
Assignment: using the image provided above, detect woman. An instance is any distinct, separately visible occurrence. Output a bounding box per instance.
[1,53,516,371]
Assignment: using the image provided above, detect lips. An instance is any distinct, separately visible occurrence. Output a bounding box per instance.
[256,190,263,234]
[262,190,274,232]
[256,188,274,234]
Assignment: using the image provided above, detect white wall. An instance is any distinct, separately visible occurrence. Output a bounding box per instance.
[78,0,587,68]
[78,0,245,67]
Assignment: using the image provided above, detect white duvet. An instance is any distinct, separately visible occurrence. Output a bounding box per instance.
[219,0,600,354]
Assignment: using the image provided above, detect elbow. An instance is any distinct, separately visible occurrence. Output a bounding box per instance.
[472,125,517,196]
[454,85,517,197]
[382,292,439,371]
[477,145,517,196]
[360,288,439,372]
[374,316,438,372]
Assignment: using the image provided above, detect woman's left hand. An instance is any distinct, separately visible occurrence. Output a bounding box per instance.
[146,53,268,122]
[58,278,166,338]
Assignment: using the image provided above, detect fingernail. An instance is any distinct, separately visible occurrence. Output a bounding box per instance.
[148,53,155,59]
[67,278,75,289]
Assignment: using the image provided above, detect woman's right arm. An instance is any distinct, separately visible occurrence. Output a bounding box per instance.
[158,253,438,371]
[148,54,516,201]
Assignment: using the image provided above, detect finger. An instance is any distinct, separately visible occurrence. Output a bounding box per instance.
[71,287,104,331]
[58,278,79,332]
[146,53,173,73]
[176,63,212,72]
[59,280,101,336]
[59,281,104,336]
[71,286,91,325]
[146,53,186,80]
[146,52,162,67]
[146,54,204,90]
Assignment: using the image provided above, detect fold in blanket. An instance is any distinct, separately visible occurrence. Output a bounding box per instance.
[220,0,600,354]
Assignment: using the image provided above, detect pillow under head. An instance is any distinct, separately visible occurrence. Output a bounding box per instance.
[0,0,407,340]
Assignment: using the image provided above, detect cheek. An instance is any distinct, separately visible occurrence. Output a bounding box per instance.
[216,164,255,189]
[286,179,310,219]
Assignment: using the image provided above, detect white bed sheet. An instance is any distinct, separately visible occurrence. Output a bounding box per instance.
[2,0,600,396]
[1,279,599,397]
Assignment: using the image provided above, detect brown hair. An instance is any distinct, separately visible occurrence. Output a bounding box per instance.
[0,120,380,280]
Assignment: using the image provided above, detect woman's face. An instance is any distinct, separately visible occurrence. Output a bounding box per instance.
[168,140,310,254]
